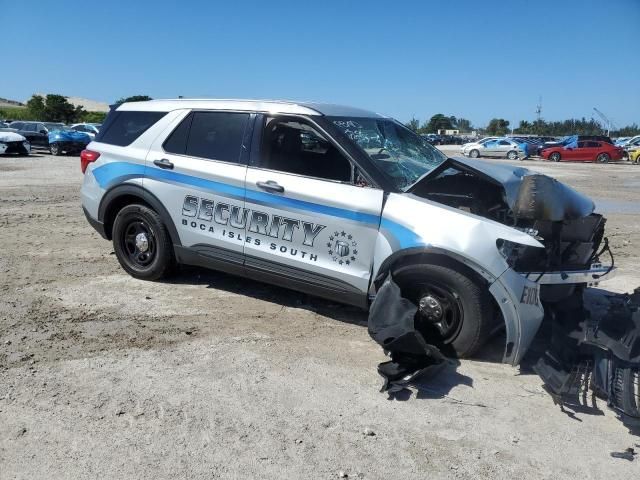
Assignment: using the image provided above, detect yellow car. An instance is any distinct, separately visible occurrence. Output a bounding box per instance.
[629,147,640,163]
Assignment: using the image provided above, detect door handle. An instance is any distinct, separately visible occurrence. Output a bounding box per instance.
[153,158,174,169]
[256,180,284,193]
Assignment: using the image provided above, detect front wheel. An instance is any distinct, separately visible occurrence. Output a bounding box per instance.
[596,153,610,163]
[549,152,561,162]
[507,150,518,160]
[393,263,495,358]
[112,204,175,280]
[50,143,61,156]
[469,149,480,158]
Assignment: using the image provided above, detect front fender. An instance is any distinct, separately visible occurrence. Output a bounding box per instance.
[372,192,546,365]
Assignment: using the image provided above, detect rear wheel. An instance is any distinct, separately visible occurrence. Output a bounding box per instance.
[50,143,61,156]
[549,152,561,162]
[112,204,175,280]
[596,153,610,163]
[393,263,495,357]
[469,149,480,158]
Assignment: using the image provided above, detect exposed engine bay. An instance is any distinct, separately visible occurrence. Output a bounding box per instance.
[409,158,612,302]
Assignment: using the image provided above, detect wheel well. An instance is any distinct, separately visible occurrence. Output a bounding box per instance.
[377,251,490,291]
[103,194,152,239]
[375,251,503,329]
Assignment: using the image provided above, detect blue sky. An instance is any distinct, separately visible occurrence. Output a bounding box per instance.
[1,0,638,128]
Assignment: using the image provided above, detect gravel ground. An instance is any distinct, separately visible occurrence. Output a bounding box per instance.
[1,150,639,479]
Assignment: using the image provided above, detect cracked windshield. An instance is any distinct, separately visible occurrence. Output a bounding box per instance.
[331,117,447,190]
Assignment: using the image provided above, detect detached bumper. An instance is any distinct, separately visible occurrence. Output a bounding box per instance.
[522,264,616,287]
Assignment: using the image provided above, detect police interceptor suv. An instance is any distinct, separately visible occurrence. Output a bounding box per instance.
[81,99,615,364]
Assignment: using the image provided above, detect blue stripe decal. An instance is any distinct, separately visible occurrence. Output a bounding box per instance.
[380,218,425,249]
[92,161,423,246]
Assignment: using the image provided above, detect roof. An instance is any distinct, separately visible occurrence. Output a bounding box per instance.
[115,98,386,118]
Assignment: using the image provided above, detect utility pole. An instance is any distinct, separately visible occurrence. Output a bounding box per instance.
[593,107,615,136]
[535,96,542,122]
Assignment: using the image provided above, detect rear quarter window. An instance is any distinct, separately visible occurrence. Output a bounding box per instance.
[95,111,167,146]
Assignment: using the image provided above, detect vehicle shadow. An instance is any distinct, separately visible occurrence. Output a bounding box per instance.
[165,264,369,327]
[163,266,639,431]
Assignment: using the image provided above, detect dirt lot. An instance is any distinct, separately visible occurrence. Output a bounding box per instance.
[1,150,639,479]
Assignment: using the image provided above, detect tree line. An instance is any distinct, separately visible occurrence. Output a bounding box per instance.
[406,113,639,137]
[0,94,152,124]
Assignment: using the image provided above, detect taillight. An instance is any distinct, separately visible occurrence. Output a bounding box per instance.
[80,149,100,173]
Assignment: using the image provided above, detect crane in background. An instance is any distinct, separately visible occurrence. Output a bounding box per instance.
[593,107,616,136]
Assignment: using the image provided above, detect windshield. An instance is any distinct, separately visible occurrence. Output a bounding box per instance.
[330,116,447,190]
[45,123,65,131]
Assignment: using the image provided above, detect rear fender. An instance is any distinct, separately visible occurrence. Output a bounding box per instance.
[98,184,181,246]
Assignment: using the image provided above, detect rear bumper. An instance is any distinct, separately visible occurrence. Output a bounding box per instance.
[83,206,108,239]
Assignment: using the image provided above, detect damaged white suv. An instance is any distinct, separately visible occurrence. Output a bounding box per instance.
[80,99,615,364]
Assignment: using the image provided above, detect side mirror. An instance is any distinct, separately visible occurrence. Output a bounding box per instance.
[40,129,47,134]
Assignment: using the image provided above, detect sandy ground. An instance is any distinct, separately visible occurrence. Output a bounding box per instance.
[1,150,639,479]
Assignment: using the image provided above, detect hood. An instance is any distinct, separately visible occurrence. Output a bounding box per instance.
[0,131,27,142]
[48,130,91,142]
[409,156,595,222]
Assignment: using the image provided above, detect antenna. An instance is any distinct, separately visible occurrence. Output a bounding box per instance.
[535,96,542,122]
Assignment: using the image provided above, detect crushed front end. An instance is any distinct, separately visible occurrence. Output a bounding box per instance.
[408,157,617,364]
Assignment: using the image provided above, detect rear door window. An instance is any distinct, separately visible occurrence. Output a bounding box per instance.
[96,111,167,146]
[184,111,249,163]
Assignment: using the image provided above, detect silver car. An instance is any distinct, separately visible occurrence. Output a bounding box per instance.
[462,137,526,160]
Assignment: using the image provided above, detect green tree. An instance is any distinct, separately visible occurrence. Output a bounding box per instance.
[454,118,473,132]
[22,94,86,123]
[26,95,46,119]
[423,114,454,133]
[42,94,85,123]
[115,95,152,105]
[485,118,510,136]
[406,117,420,132]
[82,111,107,123]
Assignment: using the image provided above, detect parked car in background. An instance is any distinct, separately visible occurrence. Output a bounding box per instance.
[537,135,613,156]
[0,131,31,155]
[70,123,101,139]
[421,133,442,145]
[462,137,527,159]
[8,121,66,148]
[48,127,91,156]
[541,140,623,163]
[627,146,640,164]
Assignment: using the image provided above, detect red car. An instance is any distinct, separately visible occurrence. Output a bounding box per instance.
[541,140,624,163]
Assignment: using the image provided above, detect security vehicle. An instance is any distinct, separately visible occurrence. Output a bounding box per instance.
[81,99,615,365]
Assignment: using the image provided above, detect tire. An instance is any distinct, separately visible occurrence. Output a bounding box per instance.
[507,150,518,160]
[392,263,495,358]
[112,204,175,280]
[549,152,561,162]
[50,143,61,156]
[469,149,480,158]
[596,153,610,163]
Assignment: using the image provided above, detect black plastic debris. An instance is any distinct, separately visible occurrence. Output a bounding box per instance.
[368,274,446,393]
[534,288,640,426]
[610,447,636,461]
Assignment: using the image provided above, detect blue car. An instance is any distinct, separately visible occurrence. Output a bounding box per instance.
[48,127,91,156]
